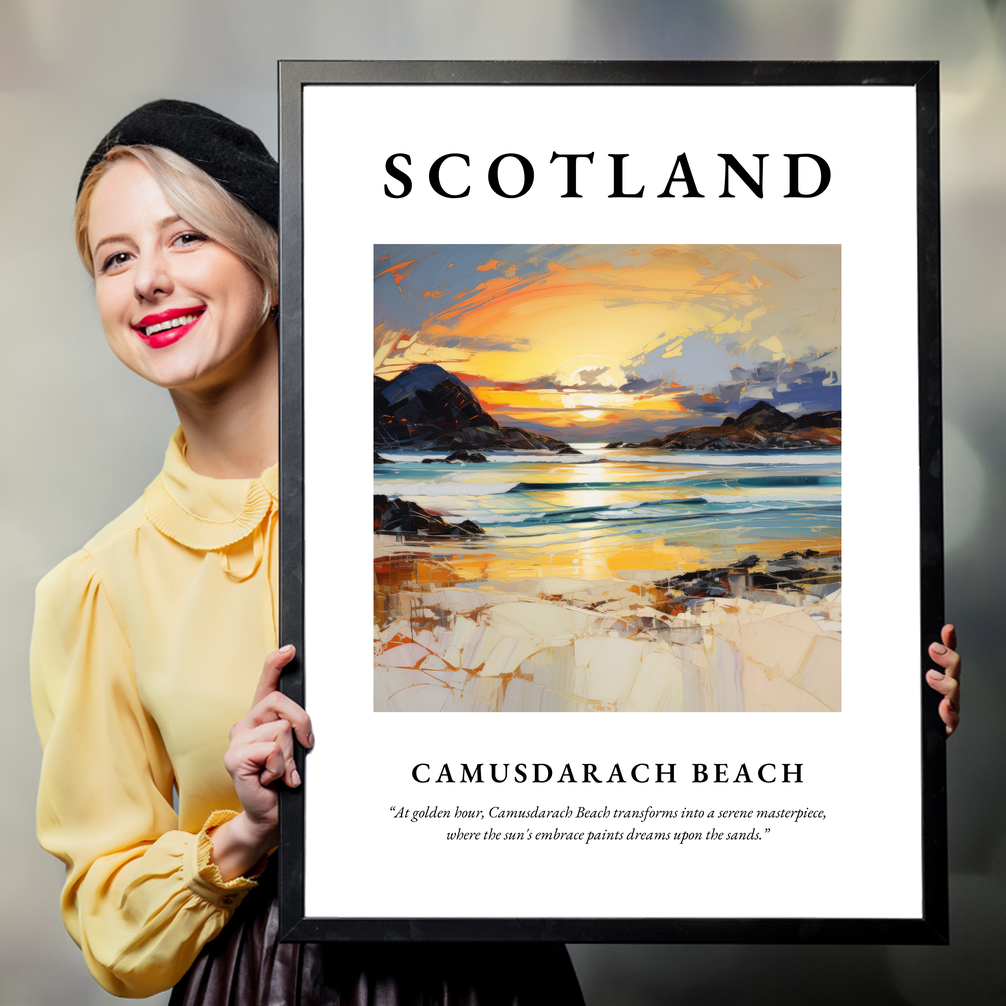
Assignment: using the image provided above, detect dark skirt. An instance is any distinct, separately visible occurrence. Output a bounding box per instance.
[169,869,585,1006]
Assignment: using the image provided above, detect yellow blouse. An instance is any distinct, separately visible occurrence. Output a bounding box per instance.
[31,429,279,998]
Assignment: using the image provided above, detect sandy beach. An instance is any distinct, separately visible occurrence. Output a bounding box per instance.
[374,543,841,713]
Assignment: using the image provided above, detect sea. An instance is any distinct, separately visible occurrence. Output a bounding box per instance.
[374,442,841,580]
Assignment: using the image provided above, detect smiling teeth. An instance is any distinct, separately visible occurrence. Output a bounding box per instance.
[143,313,199,337]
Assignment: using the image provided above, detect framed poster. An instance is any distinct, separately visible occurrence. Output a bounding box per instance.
[277,61,946,943]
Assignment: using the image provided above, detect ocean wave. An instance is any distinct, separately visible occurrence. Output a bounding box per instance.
[461,498,840,529]
[507,478,701,493]
[375,481,520,496]
[374,453,623,466]
[698,493,843,506]
[500,483,841,505]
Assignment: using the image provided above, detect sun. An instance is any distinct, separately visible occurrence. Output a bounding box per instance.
[555,355,628,419]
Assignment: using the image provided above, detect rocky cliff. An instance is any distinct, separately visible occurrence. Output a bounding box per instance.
[620,401,841,451]
[375,363,574,452]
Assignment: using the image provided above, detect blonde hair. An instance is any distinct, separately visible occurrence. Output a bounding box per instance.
[75,145,278,323]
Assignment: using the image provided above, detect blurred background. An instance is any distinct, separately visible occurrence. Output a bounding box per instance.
[1,1,1003,1003]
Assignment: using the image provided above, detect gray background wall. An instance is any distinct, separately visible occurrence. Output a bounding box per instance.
[1,2,1003,1003]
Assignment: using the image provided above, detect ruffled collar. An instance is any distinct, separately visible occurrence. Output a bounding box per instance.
[143,428,278,551]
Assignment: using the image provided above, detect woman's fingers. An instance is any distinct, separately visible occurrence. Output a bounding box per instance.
[230,719,302,788]
[242,644,314,749]
[927,623,961,737]
[926,667,959,704]
[941,623,958,653]
[232,689,314,750]
[929,638,960,677]
[254,691,313,748]
[224,738,287,788]
[924,678,960,736]
[218,647,309,848]
[258,741,289,787]
[941,698,960,737]
[252,644,296,707]
[926,668,960,736]
[928,636,961,685]
[224,645,311,808]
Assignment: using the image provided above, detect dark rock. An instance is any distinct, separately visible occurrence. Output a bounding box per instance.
[554,445,582,455]
[775,567,826,581]
[683,580,731,597]
[428,425,571,453]
[374,494,485,537]
[375,364,576,453]
[655,567,729,593]
[695,437,730,451]
[655,549,840,602]
[375,364,497,446]
[445,450,471,462]
[621,402,842,452]
[604,442,623,449]
[466,452,488,463]
[730,401,793,433]
[796,411,841,430]
[374,452,394,464]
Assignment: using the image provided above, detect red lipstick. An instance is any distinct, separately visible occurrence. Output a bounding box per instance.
[132,306,205,349]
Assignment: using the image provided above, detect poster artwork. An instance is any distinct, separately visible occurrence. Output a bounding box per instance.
[373,243,841,714]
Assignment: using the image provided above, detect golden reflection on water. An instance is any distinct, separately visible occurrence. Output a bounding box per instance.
[376,456,840,585]
[455,461,696,489]
[530,488,644,509]
[375,529,840,585]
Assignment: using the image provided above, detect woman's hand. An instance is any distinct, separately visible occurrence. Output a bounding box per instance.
[209,645,314,881]
[926,624,961,737]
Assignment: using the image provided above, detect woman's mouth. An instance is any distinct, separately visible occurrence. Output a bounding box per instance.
[133,307,206,348]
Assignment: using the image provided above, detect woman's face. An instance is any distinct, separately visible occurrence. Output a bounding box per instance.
[87,158,270,393]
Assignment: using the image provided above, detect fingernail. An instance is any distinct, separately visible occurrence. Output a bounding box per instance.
[280,644,295,654]
[931,643,947,654]
[292,768,301,787]
[927,670,944,679]
[307,732,315,748]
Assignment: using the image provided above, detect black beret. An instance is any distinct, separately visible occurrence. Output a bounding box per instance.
[77,99,278,228]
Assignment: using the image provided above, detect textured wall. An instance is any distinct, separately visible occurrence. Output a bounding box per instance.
[2,2,1003,1002]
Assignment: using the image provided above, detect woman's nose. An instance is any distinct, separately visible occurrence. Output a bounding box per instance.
[133,249,173,302]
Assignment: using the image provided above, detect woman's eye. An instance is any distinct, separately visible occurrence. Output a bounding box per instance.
[173,231,208,248]
[101,251,131,273]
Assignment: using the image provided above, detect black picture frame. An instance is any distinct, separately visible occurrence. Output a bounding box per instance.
[277,60,945,944]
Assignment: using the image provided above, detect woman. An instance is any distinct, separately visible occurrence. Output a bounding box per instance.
[31,100,586,1003]
[33,98,963,1003]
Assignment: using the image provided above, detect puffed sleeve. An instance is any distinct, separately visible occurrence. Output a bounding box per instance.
[31,549,262,998]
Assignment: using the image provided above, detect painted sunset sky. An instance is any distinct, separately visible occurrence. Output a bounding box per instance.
[374,244,841,442]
